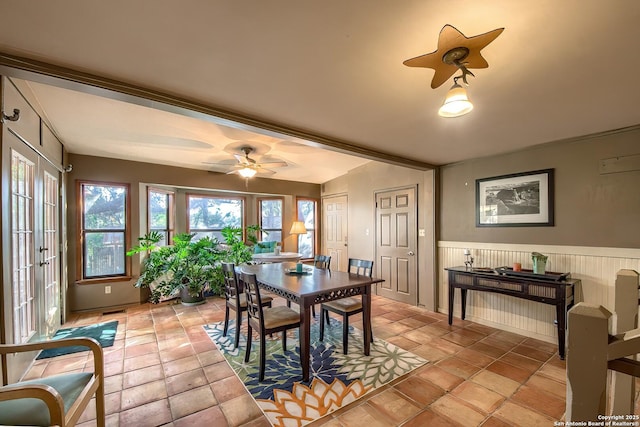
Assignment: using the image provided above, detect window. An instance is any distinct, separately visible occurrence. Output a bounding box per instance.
[148,188,175,246]
[297,198,317,258]
[188,195,244,241]
[79,181,129,280]
[258,198,283,244]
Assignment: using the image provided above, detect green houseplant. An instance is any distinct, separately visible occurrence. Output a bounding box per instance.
[219,224,266,264]
[127,232,224,305]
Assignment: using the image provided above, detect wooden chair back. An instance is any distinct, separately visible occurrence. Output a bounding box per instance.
[347,258,373,278]
[221,262,241,303]
[239,272,266,331]
[0,337,105,426]
[313,255,331,269]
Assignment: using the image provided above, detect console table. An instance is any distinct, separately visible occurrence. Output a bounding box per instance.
[445,266,579,359]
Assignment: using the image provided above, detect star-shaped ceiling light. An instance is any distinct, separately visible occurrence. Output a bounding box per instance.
[403,24,504,89]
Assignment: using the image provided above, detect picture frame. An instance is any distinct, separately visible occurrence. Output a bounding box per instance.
[476,168,554,227]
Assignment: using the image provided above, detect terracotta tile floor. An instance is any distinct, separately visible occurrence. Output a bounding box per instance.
[22,295,587,426]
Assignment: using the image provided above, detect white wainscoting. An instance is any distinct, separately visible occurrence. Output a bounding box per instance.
[438,241,640,344]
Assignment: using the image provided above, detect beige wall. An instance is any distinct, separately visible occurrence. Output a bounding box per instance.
[438,127,640,343]
[440,126,640,248]
[322,162,437,310]
[67,154,320,312]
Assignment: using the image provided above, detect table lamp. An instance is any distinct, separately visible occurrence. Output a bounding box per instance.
[289,221,307,236]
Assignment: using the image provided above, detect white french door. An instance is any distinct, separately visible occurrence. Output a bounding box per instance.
[41,163,61,336]
[10,148,37,344]
[7,137,61,346]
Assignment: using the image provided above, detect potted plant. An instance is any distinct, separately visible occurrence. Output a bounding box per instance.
[220,224,264,265]
[127,232,224,305]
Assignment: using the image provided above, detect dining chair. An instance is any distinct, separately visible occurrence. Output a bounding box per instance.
[310,255,331,316]
[319,258,374,354]
[313,254,331,269]
[285,255,332,316]
[0,337,105,427]
[222,262,272,349]
[240,271,301,381]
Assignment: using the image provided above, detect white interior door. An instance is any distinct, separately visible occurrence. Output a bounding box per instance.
[376,187,417,304]
[322,195,348,271]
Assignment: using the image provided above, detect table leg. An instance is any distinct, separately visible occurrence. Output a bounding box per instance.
[556,303,566,360]
[363,286,371,356]
[299,299,311,382]
[461,289,467,320]
[448,284,455,325]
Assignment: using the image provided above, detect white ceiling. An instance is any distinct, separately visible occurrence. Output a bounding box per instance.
[16,80,370,183]
[1,1,639,183]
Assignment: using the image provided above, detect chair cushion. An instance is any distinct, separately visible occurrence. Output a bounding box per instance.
[263,306,300,329]
[229,294,273,310]
[323,298,362,313]
[228,293,247,309]
[0,372,93,426]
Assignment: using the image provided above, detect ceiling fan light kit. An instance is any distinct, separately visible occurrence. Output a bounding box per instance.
[208,145,288,179]
[237,166,257,178]
[403,24,504,118]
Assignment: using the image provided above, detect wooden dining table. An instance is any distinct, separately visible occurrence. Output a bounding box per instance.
[239,262,384,382]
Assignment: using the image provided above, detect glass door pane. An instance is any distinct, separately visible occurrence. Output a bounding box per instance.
[11,149,36,343]
[42,167,60,335]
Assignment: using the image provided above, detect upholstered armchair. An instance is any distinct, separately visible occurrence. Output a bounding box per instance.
[253,241,277,253]
[0,337,105,427]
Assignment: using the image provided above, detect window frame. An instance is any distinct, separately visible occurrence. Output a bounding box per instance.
[147,187,175,246]
[296,197,319,260]
[257,197,284,245]
[186,193,246,242]
[76,180,131,284]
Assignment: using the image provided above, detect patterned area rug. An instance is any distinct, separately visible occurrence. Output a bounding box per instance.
[36,320,119,359]
[204,318,427,426]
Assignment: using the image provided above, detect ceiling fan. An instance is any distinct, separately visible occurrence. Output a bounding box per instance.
[219,146,288,178]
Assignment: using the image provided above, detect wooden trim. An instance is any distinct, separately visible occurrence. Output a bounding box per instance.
[147,187,175,245]
[608,358,640,378]
[256,196,284,246]
[185,192,246,239]
[75,276,132,285]
[76,180,131,282]
[75,180,82,282]
[0,51,436,170]
[295,197,319,256]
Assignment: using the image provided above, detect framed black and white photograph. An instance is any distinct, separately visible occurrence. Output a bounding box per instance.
[476,169,554,227]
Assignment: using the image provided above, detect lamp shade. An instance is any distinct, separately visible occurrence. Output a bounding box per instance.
[438,83,473,118]
[289,221,307,235]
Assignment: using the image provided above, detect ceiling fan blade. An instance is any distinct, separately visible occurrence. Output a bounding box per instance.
[258,161,288,168]
[233,153,251,164]
[256,168,276,176]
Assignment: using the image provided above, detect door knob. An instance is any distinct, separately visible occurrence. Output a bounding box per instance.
[39,260,50,266]
[39,246,49,252]
[2,108,20,122]
[407,251,415,256]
